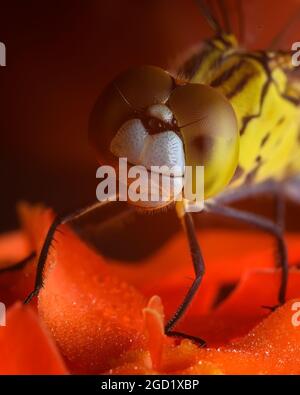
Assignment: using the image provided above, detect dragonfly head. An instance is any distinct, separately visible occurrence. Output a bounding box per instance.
[89,65,239,206]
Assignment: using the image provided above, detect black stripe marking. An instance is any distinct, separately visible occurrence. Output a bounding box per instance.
[244,163,261,185]
[248,52,300,108]
[281,94,300,106]
[277,116,285,126]
[216,34,233,48]
[227,71,257,100]
[240,80,271,135]
[260,132,270,147]
[180,48,211,80]
[216,52,272,136]
[229,165,244,184]
[210,60,245,87]
[244,52,272,78]
[259,117,285,148]
[181,34,236,80]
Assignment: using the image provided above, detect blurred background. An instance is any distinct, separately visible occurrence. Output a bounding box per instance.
[0,0,299,259]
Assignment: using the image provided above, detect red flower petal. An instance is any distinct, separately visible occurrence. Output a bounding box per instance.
[0,230,34,307]
[195,299,300,374]
[0,203,55,307]
[21,206,148,373]
[0,302,67,374]
[179,269,300,345]
[2,202,300,374]
[108,230,300,320]
[143,295,166,370]
[0,230,30,264]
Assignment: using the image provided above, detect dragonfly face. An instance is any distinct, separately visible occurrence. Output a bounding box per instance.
[89,65,239,206]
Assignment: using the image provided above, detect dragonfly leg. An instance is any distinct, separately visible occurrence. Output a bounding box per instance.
[274,189,286,283]
[274,187,285,232]
[0,251,36,275]
[23,200,114,305]
[165,202,206,346]
[166,331,206,347]
[205,203,288,306]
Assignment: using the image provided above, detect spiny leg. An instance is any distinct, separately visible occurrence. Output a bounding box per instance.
[214,179,280,206]
[0,252,36,275]
[205,202,288,306]
[274,187,285,232]
[166,331,206,345]
[284,178,300,268]
[2,204,132,281]
[273,189,287,289]
[23,200,114,305]
[217,180,286,268]
[165,202,206,347]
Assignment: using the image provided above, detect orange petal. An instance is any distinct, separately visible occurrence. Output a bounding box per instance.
[178,269,300,345]
[8,202,300,375]
[143,295,166,370]
[0,230,35,307]
[119,298,300,374]
[17,202,54,252]
[25,208,148,373]
[107,349,155,374]
[195,299,300,374]
[0,230,30,264]
[0,259,36,308]
[108,231,300,319]
[109,338,221,375]
[0,302,67,374]
[0,204,52,307]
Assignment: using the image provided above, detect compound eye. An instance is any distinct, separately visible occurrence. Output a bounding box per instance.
[115,65,174,109]
[168,83,239,198]
[88,65,174,165]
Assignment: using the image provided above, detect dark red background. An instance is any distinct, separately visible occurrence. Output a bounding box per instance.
[0,0,299,239]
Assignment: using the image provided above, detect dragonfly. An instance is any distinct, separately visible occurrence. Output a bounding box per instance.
[2,0,300,345]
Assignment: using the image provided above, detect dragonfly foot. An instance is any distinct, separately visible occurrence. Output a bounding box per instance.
[261,304,281,312]
[165,330,206,348]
